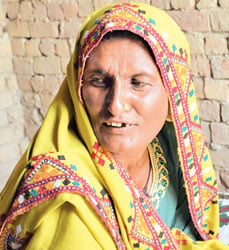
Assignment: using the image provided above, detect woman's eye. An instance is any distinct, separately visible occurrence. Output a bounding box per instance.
[131,78,148,89]
[88,76,106,87]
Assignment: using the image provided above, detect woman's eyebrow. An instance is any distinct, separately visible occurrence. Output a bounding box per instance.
[87,69,110,77]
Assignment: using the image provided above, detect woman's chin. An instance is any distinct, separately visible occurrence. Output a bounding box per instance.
[99,138,146,157]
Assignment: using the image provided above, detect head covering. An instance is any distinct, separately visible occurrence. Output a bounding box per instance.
[0,2,220,249]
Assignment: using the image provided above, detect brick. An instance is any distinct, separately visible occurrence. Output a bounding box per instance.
[6,20,30,37]
[68,38,75,53]
[25,118,39,139]
[24,101,42,126]
[211,122,229,145]
[193,77,204,99]
[171,0,195,9]
[30,22,59,38]
[0,38,12,57]
[3,0,19,3]
[7,106,24,123]
[7,2,19,19]
[94,0,112,9]
[34,93,41,109]
[0,56,13,74]
[191,55,211,77]
[210,149,229,168]
[0,76,6,91]
[47,2,63,21]
[40,93,55,115]
[201,121,210,144]
[61,2,78,18]
[11,38,25,56]
[0,160,18,192]
[61,57,69,74]
[19,1,32,21]
[6,75,18,91]
[19,136,30,154]
[0,24,4,38]
[205,35,228,55]
[0,124,24,145]
[0,110,8,126]
[196,0,217,9]
[33,4,47,21]
[126,0,169,9]
[0,91,14,110]
[216,170,228,194]
[55,40,70,57]
[219,169,229,190]
[168,10,210,32]
[210,10,229,32]
[211,56,229,79]
[25,39,40,57]
[0,143,20,162]
[219,0,229,8]
[199,100,220,122]
[21,92,35,108]
[39,39,55,56]
[222,103,229,122]
[17,74,32,91]
[13,57,33,74]
[78,0,94,17]
[31,75,44,92]
[0,159,18,183]
[31,108,42,126]
[60,20,80,38]
[43,75,60,95]
[0,5,5,20]
[205,78,229,102]
[186,33,204,55]
[34,56,61,74]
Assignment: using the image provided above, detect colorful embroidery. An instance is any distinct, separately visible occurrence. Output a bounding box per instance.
[76,1,218,247]
[0,153,125,250]
[79,2,218,243]
[1,2,220,249]
[148,138,169,209]
[106,147,178,249]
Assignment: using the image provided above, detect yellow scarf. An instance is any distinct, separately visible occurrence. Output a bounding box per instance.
[0,2,226,249]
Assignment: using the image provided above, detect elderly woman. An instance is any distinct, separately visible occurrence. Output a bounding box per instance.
[0,2,227,249]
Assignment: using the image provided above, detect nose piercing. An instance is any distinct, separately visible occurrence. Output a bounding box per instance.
[116,75,120,81]
[124,104,130,111]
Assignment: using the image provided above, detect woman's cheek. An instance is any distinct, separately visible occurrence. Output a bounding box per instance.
[83,87,104,115]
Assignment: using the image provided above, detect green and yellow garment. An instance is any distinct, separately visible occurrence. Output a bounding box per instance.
[0,2,228,249]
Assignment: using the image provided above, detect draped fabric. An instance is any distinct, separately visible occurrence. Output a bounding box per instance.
[0,2,227,249]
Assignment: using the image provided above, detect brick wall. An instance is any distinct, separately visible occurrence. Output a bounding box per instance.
[0,2,27,190]
[0,0,228,195]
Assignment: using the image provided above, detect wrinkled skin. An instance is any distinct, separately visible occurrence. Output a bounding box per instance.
[82,37,168,177]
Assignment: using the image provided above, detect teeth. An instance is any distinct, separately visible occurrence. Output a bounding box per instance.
[106,122,131,127]
[112,122,122,127]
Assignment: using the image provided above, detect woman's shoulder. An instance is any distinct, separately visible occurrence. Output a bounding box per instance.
[1,151,104,226]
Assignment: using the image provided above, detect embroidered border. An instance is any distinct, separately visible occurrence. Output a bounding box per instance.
[0,153,125,250]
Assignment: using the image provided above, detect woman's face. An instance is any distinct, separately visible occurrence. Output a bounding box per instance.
[82,37,168,155]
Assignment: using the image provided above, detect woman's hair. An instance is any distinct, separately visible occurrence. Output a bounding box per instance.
[102,30,156,62]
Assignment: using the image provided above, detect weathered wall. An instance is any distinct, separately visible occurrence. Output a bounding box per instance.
[0,0,228,194]
[0,1,26,189]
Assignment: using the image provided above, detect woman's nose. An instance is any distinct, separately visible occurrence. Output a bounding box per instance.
[106,80,129,116]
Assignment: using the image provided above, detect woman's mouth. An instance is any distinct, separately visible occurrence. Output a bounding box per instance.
[104,122,132,128]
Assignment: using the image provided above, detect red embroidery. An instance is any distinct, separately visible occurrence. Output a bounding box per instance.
[91,142,105,166]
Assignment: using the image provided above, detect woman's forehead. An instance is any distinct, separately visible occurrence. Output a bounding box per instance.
[84,37,161,80]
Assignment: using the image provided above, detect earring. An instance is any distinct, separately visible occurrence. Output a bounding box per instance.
[116,75,120,81]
